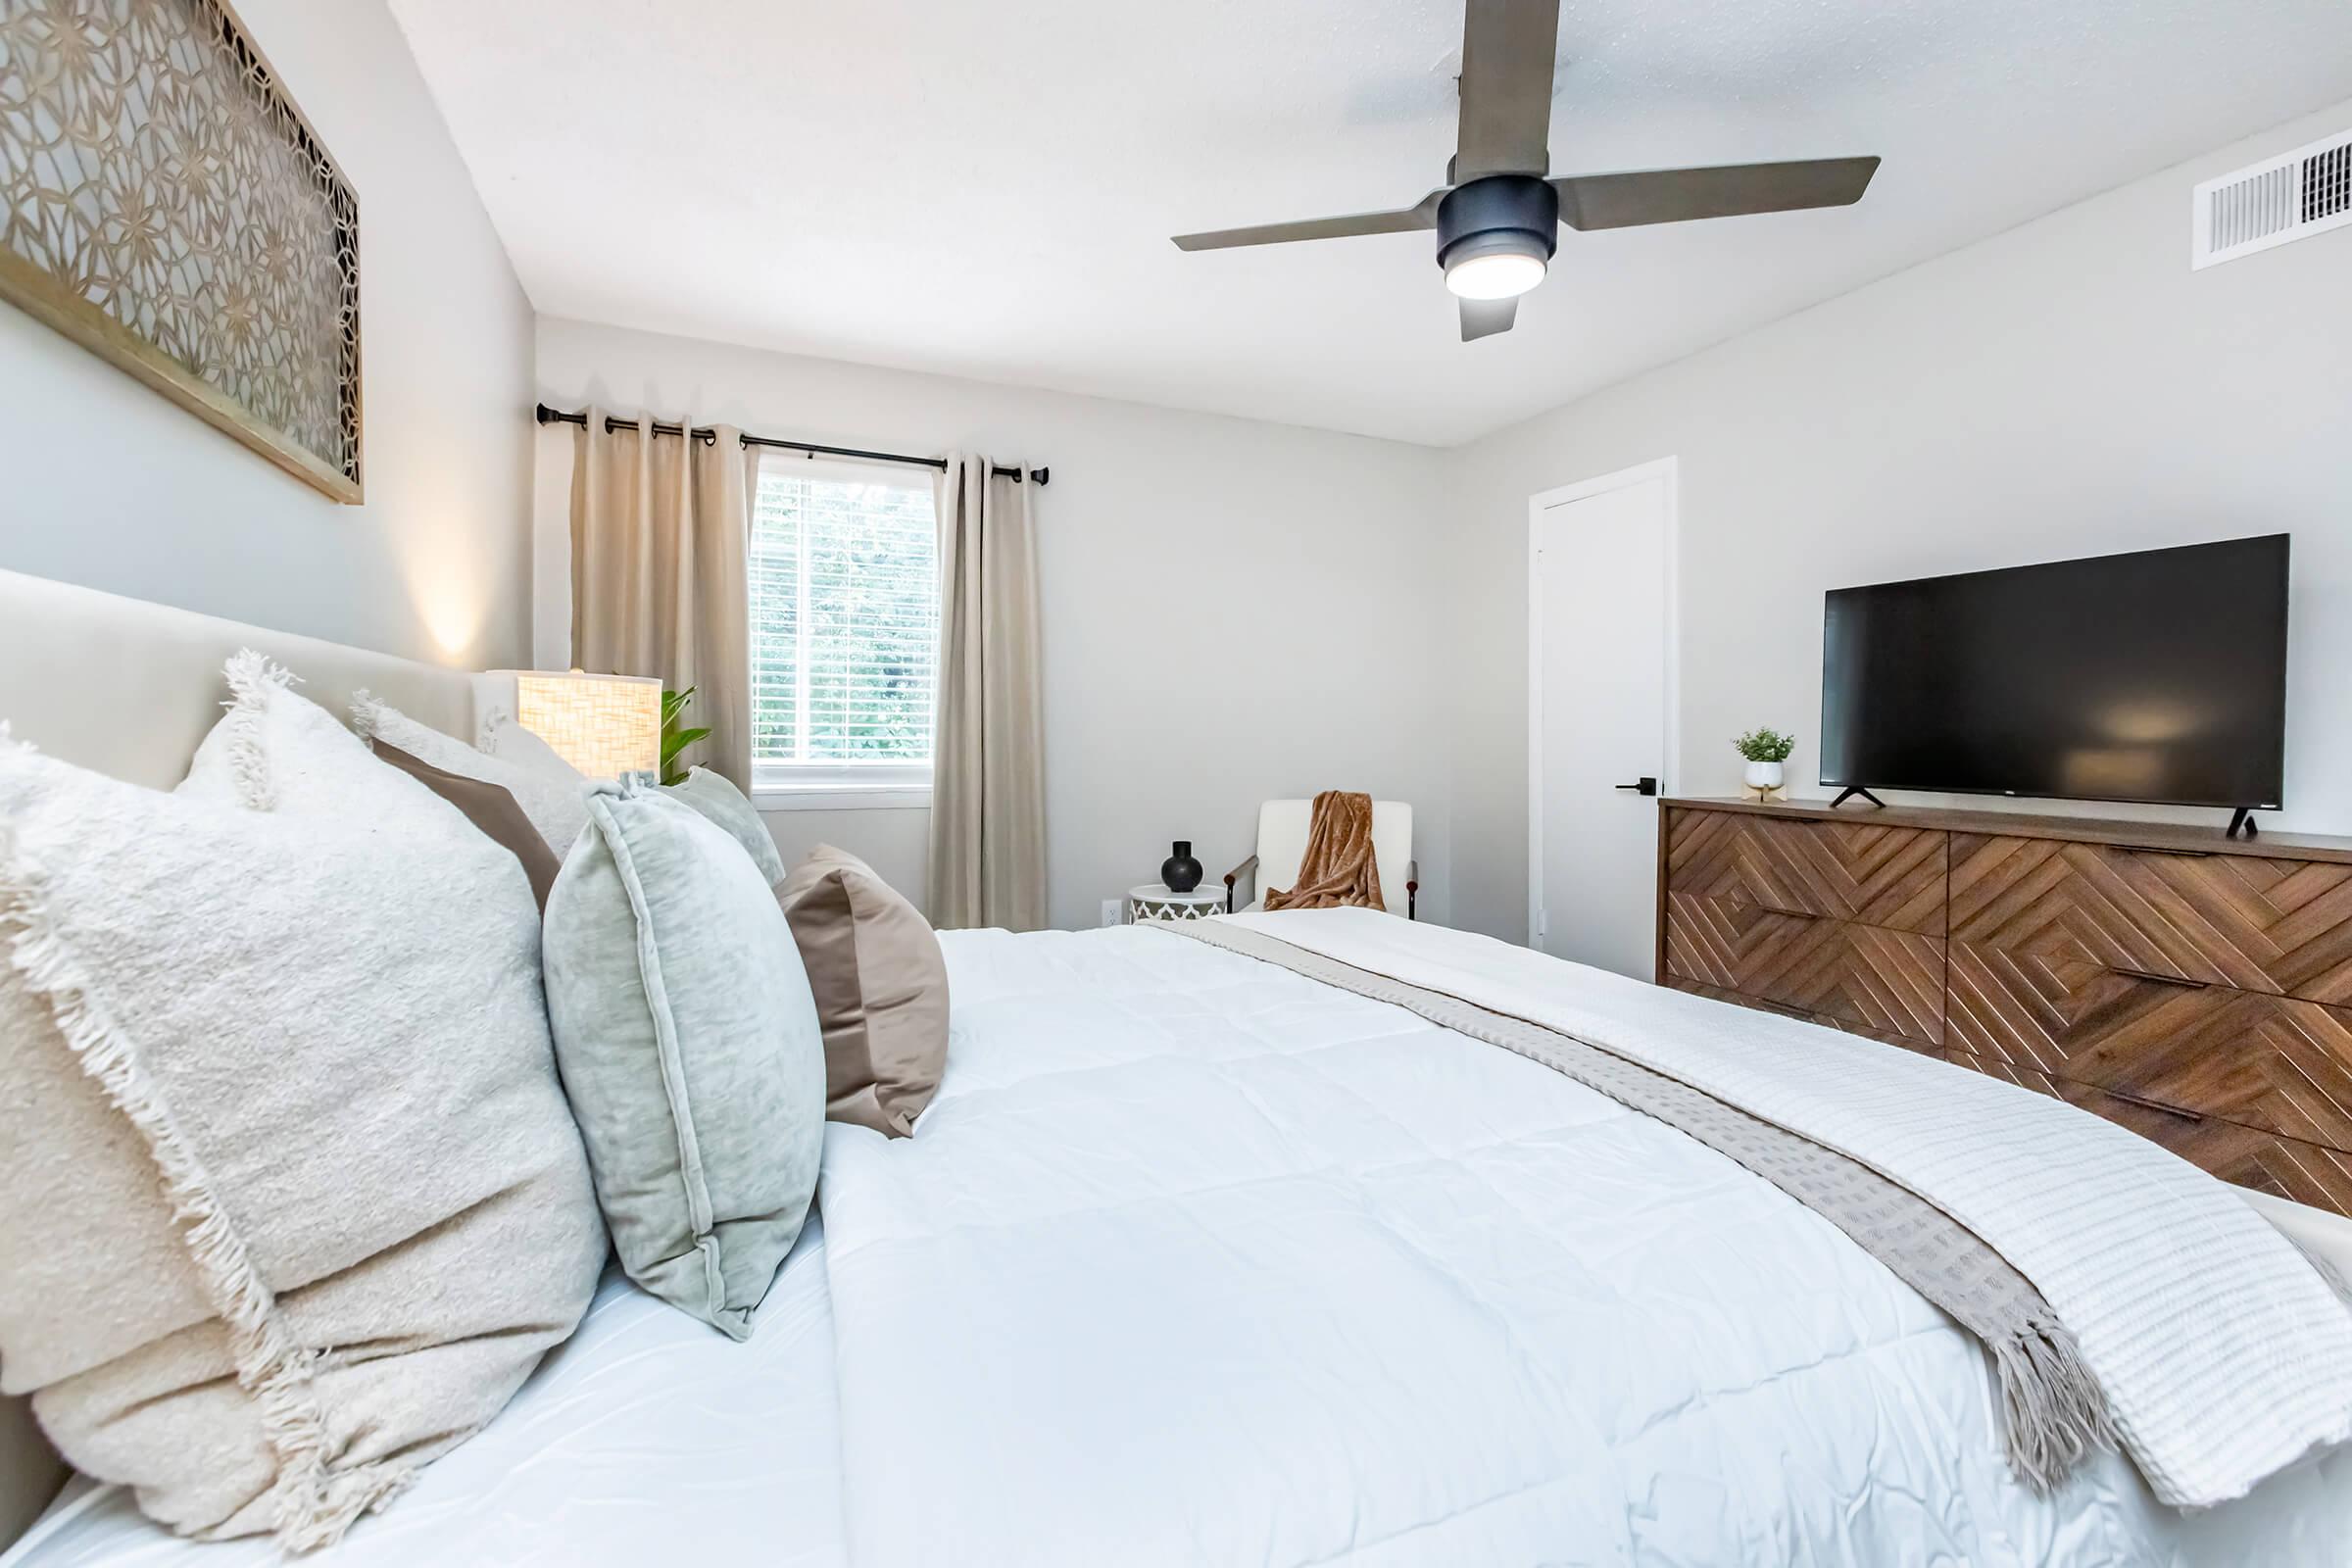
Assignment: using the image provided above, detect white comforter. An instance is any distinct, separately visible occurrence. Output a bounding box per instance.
[7,1228,849,1568]
[1219,907,2352,1509]
[821,922,2352,1567]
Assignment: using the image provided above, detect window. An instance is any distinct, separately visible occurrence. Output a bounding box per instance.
[749,458,939,807]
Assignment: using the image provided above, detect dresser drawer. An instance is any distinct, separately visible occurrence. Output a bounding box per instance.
[1667,975,1936,1054]
[1948,941,2352,1150]
[1951,833,2352,1004]
[1665,892,1944,1045]
[1667,809,1945,934]
[1939,1045,2352,1215]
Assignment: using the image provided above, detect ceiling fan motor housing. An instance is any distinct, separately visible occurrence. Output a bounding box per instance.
[1435,175,1560,273]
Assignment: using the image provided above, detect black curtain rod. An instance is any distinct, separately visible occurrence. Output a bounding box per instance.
[533,404,1047,485]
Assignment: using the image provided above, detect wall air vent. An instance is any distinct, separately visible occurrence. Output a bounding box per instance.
[2192,126,2352,269]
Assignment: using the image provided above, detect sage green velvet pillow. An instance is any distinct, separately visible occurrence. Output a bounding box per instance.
[664,766,785,886]
[542,780,824,1338]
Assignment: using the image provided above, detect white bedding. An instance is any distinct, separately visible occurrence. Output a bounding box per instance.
[822,924,2352,1566]
[1212,907,2352,1508]
[3,1226,847,1568]
[16,923,2351,1566]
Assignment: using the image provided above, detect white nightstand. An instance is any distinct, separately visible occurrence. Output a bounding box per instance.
[1126,884,1225,923]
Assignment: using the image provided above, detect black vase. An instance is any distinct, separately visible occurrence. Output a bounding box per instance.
[1161,840,1202,894]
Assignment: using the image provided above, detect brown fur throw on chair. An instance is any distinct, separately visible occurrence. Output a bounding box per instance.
[1264,790,1386,911]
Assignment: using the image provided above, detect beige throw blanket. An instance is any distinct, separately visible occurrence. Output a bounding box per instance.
[1263,790,1383,911]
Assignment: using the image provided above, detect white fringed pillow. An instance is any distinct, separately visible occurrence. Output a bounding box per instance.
[179,653,457,820]
[0,684,605,1549]
[349,694,589,857]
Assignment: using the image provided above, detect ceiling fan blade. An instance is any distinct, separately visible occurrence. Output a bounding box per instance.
[1549,156,1880,231]
[1172,190,1445,251]
[1454,0,1561,182]
[1459,295,1517,341]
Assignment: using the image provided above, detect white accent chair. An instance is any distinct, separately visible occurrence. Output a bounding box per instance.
[1223,800,1417,919]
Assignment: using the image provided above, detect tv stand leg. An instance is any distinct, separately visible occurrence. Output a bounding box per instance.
[1830,787,1886,809]
[2228,807,2259,839]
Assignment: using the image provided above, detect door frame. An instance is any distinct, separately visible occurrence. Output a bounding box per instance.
[1525,456,1682,958]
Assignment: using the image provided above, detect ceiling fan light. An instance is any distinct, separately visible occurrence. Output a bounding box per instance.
[1445,247,1546,300]
[1434,177,1559,301]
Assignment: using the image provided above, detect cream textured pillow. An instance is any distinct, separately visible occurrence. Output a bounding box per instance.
[179,652,429,817]
[777,844,950,1137]
[543,782,825,1338]
[0,722,605,1548]
[372,741,564,912]
[480,710,583,777]
[350,694,588,857]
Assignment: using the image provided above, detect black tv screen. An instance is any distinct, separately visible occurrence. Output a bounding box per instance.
[1819,536,2288,809]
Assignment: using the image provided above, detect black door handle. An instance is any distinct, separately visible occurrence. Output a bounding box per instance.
[1614,777,1658,797]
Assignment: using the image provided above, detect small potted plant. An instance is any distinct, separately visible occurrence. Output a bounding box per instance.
[1734,727,1795,800]
[660,687,710,786]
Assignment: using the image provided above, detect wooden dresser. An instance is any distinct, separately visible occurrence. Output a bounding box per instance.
[1657,797,2352,1217]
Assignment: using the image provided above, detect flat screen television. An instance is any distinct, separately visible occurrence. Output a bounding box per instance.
[1819,535,2288,811]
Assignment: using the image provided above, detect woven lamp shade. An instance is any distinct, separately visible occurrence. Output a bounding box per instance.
[480,670,662,779]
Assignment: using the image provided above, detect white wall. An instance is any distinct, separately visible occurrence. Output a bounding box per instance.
[0,0,536,671]
[1446,100,2352,943]
[534,318,1455,929]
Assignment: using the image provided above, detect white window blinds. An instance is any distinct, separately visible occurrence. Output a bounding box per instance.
[749,459,939,781]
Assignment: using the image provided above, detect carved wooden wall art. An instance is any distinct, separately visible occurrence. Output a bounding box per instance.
[0,0,363,501]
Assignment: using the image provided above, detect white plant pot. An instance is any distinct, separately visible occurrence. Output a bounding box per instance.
[1743,760,1786,791]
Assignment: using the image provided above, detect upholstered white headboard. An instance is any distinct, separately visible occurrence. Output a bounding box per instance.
[0,568,479,1550]
[0,569,473,788]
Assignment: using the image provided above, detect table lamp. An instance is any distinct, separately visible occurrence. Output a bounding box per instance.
[473,669,662,781]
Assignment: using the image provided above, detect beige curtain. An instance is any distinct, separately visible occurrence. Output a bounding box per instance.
[927,455,1045,929]
[568,408,759,789]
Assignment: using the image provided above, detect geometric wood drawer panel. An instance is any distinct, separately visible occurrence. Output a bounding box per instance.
[1941,1045,2352,1216]
[1664,975,1929,1053]
[1660,801,2352,1219]
[1948,941,2352,1149]
[1668,810,1946,934]
[1665,893,1944,1044]
[1951,834,2352,1004]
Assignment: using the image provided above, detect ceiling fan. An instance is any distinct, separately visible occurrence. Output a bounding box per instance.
[1171,0,1881,341]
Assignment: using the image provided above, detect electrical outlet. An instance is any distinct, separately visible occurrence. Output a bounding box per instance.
[1100,898,1123,928]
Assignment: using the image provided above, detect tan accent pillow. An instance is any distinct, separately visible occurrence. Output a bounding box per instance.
[348,695,588,858]
[370,739,562,911]
[776,845,949,1137]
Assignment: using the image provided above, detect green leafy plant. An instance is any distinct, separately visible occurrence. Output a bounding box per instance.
[661,686,711,786]
[1734,727,1796,764]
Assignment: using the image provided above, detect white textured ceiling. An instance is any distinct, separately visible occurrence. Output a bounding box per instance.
[387,0,2352,446]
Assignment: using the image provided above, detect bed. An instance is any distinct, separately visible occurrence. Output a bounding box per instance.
[4,569,2350,1565]
[7,1227,846,1568]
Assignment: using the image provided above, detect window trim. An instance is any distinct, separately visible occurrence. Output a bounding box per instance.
[751,760,933,812]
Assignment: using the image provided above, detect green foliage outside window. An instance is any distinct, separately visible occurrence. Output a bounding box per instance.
[750,469,938,765]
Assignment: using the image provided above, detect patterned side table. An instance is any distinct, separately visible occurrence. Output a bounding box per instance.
[1127,884,1226,924]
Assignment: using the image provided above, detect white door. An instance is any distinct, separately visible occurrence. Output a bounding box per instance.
[1529,461,1676,979]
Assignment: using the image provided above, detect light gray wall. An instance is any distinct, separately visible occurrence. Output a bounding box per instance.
[0,0,537,671]
[1445,99,2352,943]
[760,806,932,923]
[534,318,1456,929]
